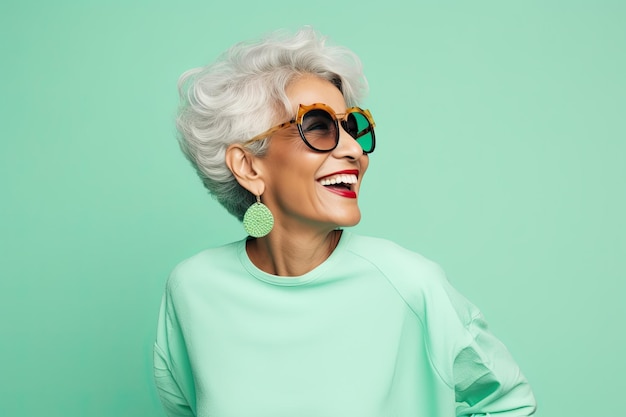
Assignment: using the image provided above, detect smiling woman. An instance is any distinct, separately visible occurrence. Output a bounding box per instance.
[229,75,370,250]
[153,27,537,417]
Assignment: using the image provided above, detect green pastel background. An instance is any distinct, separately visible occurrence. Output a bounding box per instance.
[1,1,624,416]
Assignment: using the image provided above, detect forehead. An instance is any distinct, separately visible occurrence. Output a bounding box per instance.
[285,76,347,114]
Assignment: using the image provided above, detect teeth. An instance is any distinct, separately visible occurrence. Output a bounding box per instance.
[319,174,358,186]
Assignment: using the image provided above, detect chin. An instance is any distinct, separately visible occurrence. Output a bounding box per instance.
[335,211,362,228]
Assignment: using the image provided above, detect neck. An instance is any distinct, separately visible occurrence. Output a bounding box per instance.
[246,228,343,277]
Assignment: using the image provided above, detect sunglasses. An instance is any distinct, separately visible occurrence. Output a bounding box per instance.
[244,103,376,154]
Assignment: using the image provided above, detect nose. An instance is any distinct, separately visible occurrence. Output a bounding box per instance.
[333,124,364,159]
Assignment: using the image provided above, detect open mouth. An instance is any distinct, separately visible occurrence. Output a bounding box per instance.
[317,171,359,198]
[319,174,357,190]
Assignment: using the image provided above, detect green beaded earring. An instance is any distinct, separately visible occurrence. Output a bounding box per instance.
[243,195,274,238]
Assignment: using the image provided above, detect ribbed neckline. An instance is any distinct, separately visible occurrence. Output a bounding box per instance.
[237,230,352,286]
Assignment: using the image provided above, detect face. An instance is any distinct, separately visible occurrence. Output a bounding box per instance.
[257,76,370,234]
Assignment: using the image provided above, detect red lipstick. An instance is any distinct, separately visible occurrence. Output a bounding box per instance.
[317,169,359,199]
[317,169,359,181]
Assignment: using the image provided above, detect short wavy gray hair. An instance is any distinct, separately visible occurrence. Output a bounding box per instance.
[176,27,369,221]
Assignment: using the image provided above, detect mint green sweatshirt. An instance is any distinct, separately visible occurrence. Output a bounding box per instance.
[154,231,536,416]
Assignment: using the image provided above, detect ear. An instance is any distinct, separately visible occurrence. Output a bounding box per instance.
[225,144,265,196]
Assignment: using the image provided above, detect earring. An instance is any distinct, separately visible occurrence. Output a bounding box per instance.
[243,195,274,238]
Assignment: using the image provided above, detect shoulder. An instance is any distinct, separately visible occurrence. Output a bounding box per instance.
[346,233,446,285]
[348,234,481,382]
[346,233,476,324]
[166,239,243,294]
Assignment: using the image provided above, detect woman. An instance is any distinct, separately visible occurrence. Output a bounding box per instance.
[154,27,537,417]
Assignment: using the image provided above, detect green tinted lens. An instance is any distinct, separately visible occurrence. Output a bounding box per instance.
[343,112,375,153]
[300,109,338,151]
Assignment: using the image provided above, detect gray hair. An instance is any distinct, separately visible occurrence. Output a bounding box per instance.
[175,27,369,221]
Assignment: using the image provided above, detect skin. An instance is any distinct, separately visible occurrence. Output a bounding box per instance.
[225,75,369,276]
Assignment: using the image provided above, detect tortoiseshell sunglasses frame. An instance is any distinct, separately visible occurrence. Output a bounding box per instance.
[243,103,376,154]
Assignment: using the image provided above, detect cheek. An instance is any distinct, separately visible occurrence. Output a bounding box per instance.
[266,153,323,193]
[360,155,370,178]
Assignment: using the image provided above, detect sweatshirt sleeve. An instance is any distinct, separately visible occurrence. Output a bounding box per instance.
[153,292,196,417]
[453,310,537,416]
[363,239,538,416]
[414,260,537,416]
[154,343,194,417]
